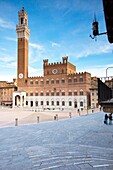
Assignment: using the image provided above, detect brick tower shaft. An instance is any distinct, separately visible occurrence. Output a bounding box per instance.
[16,7,30,87]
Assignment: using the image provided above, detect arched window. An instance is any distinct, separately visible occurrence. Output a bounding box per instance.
[56,79,59,84]
[21,18,23,24]
[35,101,38,106]
[74,78,77,83]
[68,91,72,96]
[35,92,38,96]
[51,101,54,105]
[79,77,83,82]
[62,69,64,73]
[57,101,59,106]
[62,91,65,96]
[41,101,43,105]
[62,101,65,106]
[74,101,77,108]
[51,91,54,96]
[80,101,83,106]
[74,91,77,96]
[61,78,65,84]
[69,101,72,106]
[40,91,43,96]
[30,101,33,107]
[30,80,33,85]
[46,101,49,105]
[56,91,59,96]
[46,91,49,96]
[40,80,44,84]
[80,90,84,96]
[51,79,54,84]
[68,78,72,83]
[46,80,49,84]
[30,92,33,96]
[35,80,38,84]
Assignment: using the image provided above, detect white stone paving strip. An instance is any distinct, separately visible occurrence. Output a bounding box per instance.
[38,165,65,170]
[93,164,110,168]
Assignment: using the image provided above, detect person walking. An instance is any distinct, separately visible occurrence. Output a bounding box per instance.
[104,114,108,124]
[77,109,80,116]
[109,113,112,125]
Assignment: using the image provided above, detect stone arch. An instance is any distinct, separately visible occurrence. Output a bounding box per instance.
[13,91,26,108]
[15,95,20,106]
[74,99,77,108]
[30,101,33,107]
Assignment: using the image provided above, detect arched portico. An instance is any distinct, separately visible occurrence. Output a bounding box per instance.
[13,91,26,108]
[74,100,77,108]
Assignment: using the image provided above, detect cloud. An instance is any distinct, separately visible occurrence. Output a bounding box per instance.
[0,47,6,51]
[29,42,45,64]
[0,75,15,82]
[7,62,16,68]
[29,42,45,51]
[51,41,60,47]
[0,18,15,29]
[0,60,16,69]
[78,64,113,78]
[76,42,113,59]
[0,53,14,62]
[5,37,17,42]
[28,66,43,76]
[5,38,44,51]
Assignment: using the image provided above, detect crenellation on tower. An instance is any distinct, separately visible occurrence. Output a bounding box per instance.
[62,56,68,63]
[43,59,48,66]
[16,7,30,40]
[18,7,28,26]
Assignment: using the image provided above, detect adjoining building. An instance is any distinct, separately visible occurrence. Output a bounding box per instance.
[0,80,17,107]
[90,77,98,108]
[12,7,92,111]
[105,78,113,96]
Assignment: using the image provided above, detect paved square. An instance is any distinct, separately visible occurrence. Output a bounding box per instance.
[0,110,113,169]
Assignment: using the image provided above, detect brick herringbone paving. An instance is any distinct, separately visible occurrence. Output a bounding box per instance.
[0,111,113,169]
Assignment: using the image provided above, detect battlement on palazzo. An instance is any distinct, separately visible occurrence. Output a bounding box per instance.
[43,56,68,66]
[28,76,44,80]
[68,71,91,77]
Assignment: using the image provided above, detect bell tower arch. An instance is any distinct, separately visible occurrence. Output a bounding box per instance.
[16,7,30,87]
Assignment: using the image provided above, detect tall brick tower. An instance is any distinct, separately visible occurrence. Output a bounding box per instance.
[16,7,30,87]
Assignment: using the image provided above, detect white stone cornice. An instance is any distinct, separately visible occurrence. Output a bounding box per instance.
[16,25,30,40]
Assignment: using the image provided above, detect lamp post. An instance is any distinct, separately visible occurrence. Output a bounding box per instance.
[106,67,113,77]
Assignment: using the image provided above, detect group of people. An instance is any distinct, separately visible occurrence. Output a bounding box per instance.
[104,113,112,125]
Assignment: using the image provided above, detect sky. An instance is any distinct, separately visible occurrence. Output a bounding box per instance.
[0,0,113,82]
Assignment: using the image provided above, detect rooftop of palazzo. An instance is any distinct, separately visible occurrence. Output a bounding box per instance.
[0,80,17,88]
[43,56,75,66]
[67,71,91,76]
[28,71,91,80]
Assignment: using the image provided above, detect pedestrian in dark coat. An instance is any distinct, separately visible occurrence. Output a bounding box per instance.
[109,113,112,125]
[104,114,108,124]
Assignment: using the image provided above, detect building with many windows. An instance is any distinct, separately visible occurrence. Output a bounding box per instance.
[90,77,98,108]
[12,7,92,111]
[0,80,17,106]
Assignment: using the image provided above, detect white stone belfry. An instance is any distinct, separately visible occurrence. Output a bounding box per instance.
[16,7,30,40]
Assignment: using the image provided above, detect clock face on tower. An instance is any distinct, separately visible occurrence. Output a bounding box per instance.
[52,69,58,74]
[19,73,23,79]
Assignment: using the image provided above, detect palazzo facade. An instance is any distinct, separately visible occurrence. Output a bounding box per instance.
[13,8,92,110]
